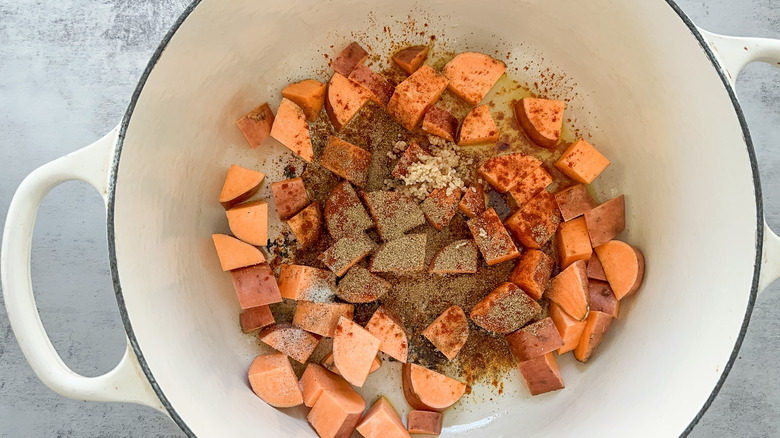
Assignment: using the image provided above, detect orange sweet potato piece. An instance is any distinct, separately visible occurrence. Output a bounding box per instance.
[219,165,265,209]
[392,45,429,74]
[333,317,381,387]
[478,153,542,193]
[239,305,275,333]
[429,239,478,274]
[391,142,428,179]
[509,249,554,301]
[422,106,458,142]
[587,252,608,281]
[231,263,283,309]
[326,73,372,132]
[325,181,374,240]
[467,208,520,266]
[584,195,625,247]
[293,301,355,337]
[362,191,425,241]
[554,139,610,184]
[574,310,614,362]
[356,397,411,438]
[287,202,322,249]
[320,136,372,188]
[282,79,327,121]
[588,279,619,318]
[517,352,565,396]
[211,234,266,271]
[370,234,427,273]
[557,217,593,269]
[271,177,310,220]
[554,184,598,222]
[504,190,562,249]
[321,351,381,377]
[248,352,303,408]
[515,98,565,149]
[402,364,466,412]
[547,260,589,321]
[443,52,506,106]
[421,187,461,230]
[226,200,268,246]
[270,98,314,162]
[407,410,443,435]
[336,266,391,303]
[594,241,645,300]
[458,185,487,218]
[318,234,376,277]
[259,323,320,364]
[470,282,541,334]
[235,102,275,149]
[300,363,352,408]
[508,166,552,209]
[308,388,366,438]
[365,306,409,363]
[422,305,469,360]
[332,42,369,76]
[458,105,499,146]
[277,264,336,302]
[387,65,449,131]
[548,302,586,354]
[349,65,395,107]
[506,317,564,362]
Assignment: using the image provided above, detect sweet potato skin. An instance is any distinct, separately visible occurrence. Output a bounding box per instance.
[515,98,565,149]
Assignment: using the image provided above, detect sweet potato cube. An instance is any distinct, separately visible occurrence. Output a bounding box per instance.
[392,45,429,74]
[308,388,366,438]
[429,239,478,274]
[319,136,372,188]
[230,263,282,309]
[391,142,428,179]
[356,397,411,438]
[365,306,409,363]
[458,105,499,146]
[508,167,552,209]
[443,52,506,106]
[321,352,381,377]
[270,98,314,162]
[588,279,619,318]
[594,240,645,300]
[469,282,541,334]
[421,187,461,230]
[248,353,303,408]
[478,153,542,193]
[324,181,374,240]
[349,65,395,107]
[504,190,562,249]
[387,65,449,131]
[549,302,586,354]
[547,260,589,321]
[235,102,274,149]
[458,185,487,218]
[219,165,265,209]
[407,410,443,435]
[226,200,268,246]
[370,234,427,273]
[584,195,625,247]
[554,184,598,222]
[574,310,614,362]
[300,363,352,407]
[294,301,355,337]
[287,202,323,249]
[557,217,593,269]
[467,208,520,266]
[517,352,565,396]
[318,234,376,277]
[211,234,265,271]
[326,72,372,131]
[402,364,466,412]
[271,177,310,220]
[332,42,369,76]
[515,98,566,149]
[277,264,336,302]
[259,323,320,363]
[282,79,327,121]
[587,252,608,281]
[362,191,425,241]
[336,266,391,303]
[506,317,564,362]
[509,249,554,301]
[333,317,381,386]
[422,305,469,360]
[422,106,458,142]
[554,139,610,184]
[239,305,275,333]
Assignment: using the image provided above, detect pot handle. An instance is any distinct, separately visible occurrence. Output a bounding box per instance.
[0,128,165,411]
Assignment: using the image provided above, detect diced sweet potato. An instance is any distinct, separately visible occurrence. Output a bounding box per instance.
[515,98,565,149]
[270,98,314,162]
[588,280,619,318]
[407,410,443,435]
[547,260,589,321]
[402,364,466,412]
[356,397,411,438]
[458,105,499,146]
[293,301,355,337]
[467,208,520,266]
[392,45,429,74]
[300,363,352,407]
[321,351,381,377]
[478,153,542,193]
[587,252,608,281]
[548,302,586,355]
[517,352,564,396]
[277,264,336,302]
[259,323,320,363]
[509,249,554,301]
[505,317,564,362]
[594,241,645,300]
[391,142,428,179]
[349,65,395,107]
[469,282,542,334]
[504,190,562,249]
[422,305,469,360]
[584,195,625,247]
[429,239,478,274]
[422,106,458,142]
[231,263,283,309]
[235,102,275,149]
[574,310,614,362]
[308,388,366,438]
[421,188,461,230]
[219,165,265,209]
[326,73,372,132]
[287,202,322,249]
[248,352,303,408]
[332,42,369,76]
[362,191,425,241]
[333,317,381,387]
[320,136,372,188]
[282,79,327,121]
[337,266,391,303]
[443,52,506,106]
[554,139,610,184]
[557,217,593,269]
[271,177,310,220]
[325,181,374,240]
[458,185,487,218]
[226,200,268,246]
[370,234,427,273]
[507,167,552,209]
[387,65,449,131]
[318,234,376,277]
[211,234,266,271]
[554,184,598,222]
[365,305,409,363]
[239,305,275,333]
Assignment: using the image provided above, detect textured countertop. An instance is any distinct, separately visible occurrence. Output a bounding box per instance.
[1,0,778,436]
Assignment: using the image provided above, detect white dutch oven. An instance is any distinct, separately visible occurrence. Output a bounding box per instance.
[3,0,780,436]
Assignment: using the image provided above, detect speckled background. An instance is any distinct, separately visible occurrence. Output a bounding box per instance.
[0,0,778,437]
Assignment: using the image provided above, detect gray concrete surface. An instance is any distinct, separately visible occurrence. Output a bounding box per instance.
[0,0,778,436]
